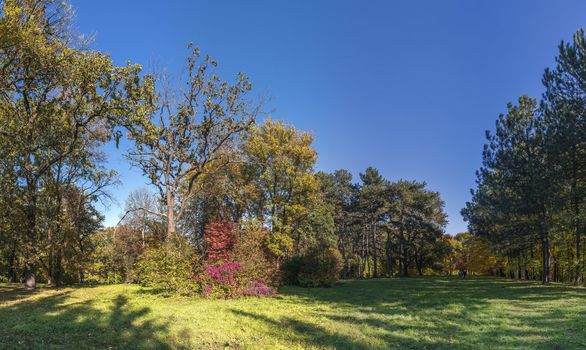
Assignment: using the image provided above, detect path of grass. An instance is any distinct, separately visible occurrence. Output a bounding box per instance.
[1,277,585,349]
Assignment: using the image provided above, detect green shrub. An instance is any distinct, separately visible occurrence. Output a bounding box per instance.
[281,256,304,285]
[283,246,343,287]
[298,247,343,287]
[137,238,201,296]
[233,221,277,286]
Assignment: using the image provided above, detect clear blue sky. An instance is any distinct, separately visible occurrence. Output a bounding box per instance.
[71,0,586,234]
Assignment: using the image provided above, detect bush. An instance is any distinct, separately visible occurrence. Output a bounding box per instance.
[204,220,236,263]
[281,256,304,285]
[199,221,277,298]
[242,280,276,297]
[137,238,201,296]
[298,247,343,287]
[200,260,241,298]
[233,221,277,286]
[284,246,343,287]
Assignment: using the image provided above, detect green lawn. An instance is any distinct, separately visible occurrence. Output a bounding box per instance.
[1,278,585,349]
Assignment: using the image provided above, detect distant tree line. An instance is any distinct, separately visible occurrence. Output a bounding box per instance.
[463,29,586,284]
[0,0,514,294]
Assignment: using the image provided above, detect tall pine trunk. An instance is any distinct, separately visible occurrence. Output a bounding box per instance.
[372,221,378,278]
[386,231,393,277]
[541,230,550,284]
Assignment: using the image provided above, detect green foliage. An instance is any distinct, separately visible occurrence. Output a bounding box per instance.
[298,247,344,287]
[0,0,154,288]
[456,233,501,275]
[137,239,201,296]
[243,119,320,256]
[281,256,304,286]
[127,44,256,238]
[284,246,344,287]
[233,221,277,286]
[265,232,294,258]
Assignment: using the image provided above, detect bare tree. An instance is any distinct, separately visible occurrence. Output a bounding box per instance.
[118,187,160,248]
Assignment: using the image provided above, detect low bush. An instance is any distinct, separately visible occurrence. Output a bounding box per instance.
[199,220,277,298]
[137,238,201,296]
[200,260,241,298]
[284,246,344,287]
[233,221,277,286]
[242,280,276,297]
[281,256,304,285]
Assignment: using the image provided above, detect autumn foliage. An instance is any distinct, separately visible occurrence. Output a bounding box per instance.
[204,221,236,262]
[199,220,277,298]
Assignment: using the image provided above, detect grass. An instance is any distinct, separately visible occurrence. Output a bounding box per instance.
[1,278,585,349]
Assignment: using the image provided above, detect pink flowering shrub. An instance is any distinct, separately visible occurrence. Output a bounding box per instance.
[205,261,240,285]
[200,260,241,298]
[242,280,276,297]
[196,221,279,299]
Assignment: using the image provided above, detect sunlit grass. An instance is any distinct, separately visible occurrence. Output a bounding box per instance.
[1,277,585,349]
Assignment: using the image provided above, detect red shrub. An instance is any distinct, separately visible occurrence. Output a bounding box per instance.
[198,220,278,299]
[204,220,235,262]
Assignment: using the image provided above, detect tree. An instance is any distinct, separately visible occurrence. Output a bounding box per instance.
[127,45,257,238]
[357,167,387,278]
[118,187,162,248]
[0,0,153,289]
[386,180,447,277]
[317,170,358,277]
[542,29,586,283]
[242,119,319,257]
[455,233,500,276]
[463,96,556,283]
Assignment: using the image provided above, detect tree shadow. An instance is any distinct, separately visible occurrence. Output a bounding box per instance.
[231,309,369,349]
[2,278,585,349]
[0,285,184,349]
[264,277,586,349]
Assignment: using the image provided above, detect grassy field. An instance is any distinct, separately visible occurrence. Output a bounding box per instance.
[1,278,585,349]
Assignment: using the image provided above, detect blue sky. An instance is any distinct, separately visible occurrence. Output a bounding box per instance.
[71,0,586,234]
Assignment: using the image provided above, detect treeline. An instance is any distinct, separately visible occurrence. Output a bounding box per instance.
[0,1,465,293]
[463,29,586,284]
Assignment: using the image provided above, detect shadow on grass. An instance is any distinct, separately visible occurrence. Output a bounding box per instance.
[0,285,179,349]
[231,309,375,349]
[233,277,586,349]
[2,278,586,349]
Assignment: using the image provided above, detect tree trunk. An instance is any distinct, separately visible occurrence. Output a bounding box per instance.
[24,266,36,290]
[166,191,176,238]
[402,247,409,277]
[372,222,378,278]
[7,244,17,283]
[47,252,53,286]
[571,143,582,284]
[399,225,408,277]
[24,188,37,290]
[574,203,582,284]
[55,250,63,287]
[365,227,370,278]
[553,256,558,282]
[542,232,550,284]
[386,231,393,277]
